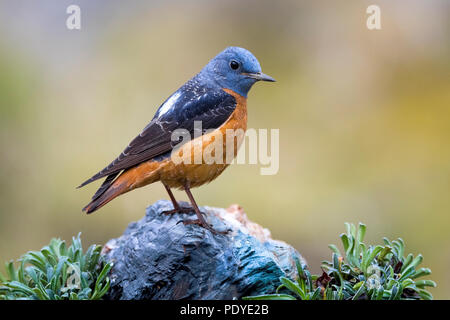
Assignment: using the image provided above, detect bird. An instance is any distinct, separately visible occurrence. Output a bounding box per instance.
[78,46,275,233]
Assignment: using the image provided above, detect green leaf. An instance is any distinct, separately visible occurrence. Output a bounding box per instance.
[294,257,305,279]
[352,281,366,300]
[332,253,340,270]
[418,289,433,300]
[94,278,110,300]
[391,284,403,300]
[25,252,47,271]
[304,269,313,292]
[357,223,366,243]
[411,267,431,280]
[401,278,415,289]
[340,234,350,252]
[377,246,392,262]
[95,263,112,292]
[362,246,383,273]
[401,253,413,272]
[6,281,34,296]
[25,266,40,286]
[410,254,423,269]
[17,260,26,284]
[6,261,17,281]
[279,276,305,300]
[328,244,341,257]
[415,280,436,288]
[375,288,384,300]
[399,265,416,281]
[310,287,321,300]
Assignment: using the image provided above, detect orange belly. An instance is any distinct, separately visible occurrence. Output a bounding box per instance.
[116,89,247,192]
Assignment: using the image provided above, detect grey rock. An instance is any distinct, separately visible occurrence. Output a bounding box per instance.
[103,200,305,300]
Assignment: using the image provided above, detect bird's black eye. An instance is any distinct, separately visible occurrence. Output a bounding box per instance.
[229,60,240,70]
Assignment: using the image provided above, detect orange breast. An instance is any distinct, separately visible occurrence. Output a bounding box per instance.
[158,89,247,189]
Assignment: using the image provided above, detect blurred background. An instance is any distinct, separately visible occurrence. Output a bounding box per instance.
[0,0,449,298]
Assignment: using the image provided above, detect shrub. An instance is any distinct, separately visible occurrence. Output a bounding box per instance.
[0,234,112,300]
[244,223,435,300]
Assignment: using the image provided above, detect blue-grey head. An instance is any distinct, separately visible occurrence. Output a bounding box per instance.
[199,47,275,97]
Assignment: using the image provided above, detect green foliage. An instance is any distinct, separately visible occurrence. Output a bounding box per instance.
[0,234,112,300]
[244,223,436,300]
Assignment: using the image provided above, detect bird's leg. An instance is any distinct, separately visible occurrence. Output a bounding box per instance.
[183,182,227,235]
[161,183,194,215]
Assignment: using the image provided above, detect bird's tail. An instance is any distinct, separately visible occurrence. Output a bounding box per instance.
[82,175,130,214]
[82,160,163,214]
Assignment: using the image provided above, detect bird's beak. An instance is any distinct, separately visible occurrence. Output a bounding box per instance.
[243,72,276,82]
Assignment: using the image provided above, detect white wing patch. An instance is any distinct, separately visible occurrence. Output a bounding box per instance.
[157,92,181,117]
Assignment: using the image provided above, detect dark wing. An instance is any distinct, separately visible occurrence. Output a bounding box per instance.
[78,86,236,188]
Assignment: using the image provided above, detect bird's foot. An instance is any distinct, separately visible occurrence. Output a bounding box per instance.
[180,219,229,235]
[162,206,195,215]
